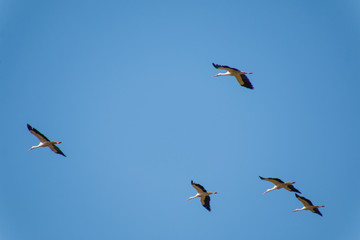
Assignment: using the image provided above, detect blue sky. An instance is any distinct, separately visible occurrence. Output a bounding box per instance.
[1,0,360,239]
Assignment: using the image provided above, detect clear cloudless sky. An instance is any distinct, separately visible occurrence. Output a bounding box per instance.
[1,0,360,239]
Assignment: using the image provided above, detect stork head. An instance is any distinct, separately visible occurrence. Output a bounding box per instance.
[213,73,220,77]
[57,141,62,144]
[240,71,253,75]
[210,192,218,195]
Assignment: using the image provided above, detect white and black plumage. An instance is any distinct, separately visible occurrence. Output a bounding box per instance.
[187,180,217,211]
[259,176,301,194]
[293,193,324,216]
[27,124,66,157]
[212,63,254,89]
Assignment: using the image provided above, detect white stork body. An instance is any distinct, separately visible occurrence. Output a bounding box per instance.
[27,124,66,157]
[293,193,324,216]
[259,176,301,194]
[187,180,217,211]
[212,63,254,89]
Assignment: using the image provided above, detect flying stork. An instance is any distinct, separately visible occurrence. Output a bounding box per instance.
[27,124,66,157]
[212,63,254,89]
[293,193,325,216]
[259,176,301,194]
[187,180,217,211]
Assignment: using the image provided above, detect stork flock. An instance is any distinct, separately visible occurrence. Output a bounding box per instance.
[26,63,324,216]
[259,176,325,216]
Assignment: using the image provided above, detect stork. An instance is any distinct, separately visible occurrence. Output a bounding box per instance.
[187,180,217,211]
[293,193,324,216]
[259,176,301,194]
[212,63,254,89]
[27,124,66,157]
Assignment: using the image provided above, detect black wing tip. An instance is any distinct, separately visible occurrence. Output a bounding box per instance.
[288,185,301,194]
[259,176,264,180]
[243,82,254,90]
[56,150,66,157]
[295,193,300,198]
[241,85,254,90]
[57,150,67,157]
[27,124,32,130]
[53,145,66,157]
[203,196,211,211]
[240,75,254,89]
[212,63,228,69]
[314,209,323,216]
[192,181,207,193]
[267,177,283,183]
